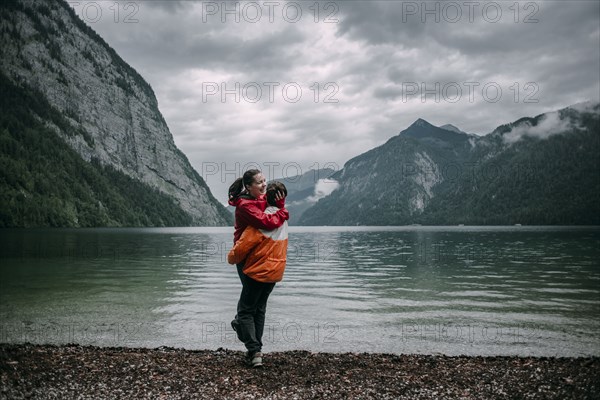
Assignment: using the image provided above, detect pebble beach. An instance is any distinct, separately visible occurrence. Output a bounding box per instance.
[1,344,598,399]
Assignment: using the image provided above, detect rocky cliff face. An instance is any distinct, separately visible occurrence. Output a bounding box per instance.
[0,0,231,226]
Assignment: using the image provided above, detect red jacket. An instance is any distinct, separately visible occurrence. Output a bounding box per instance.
[229,195,289,243]
[228,206,288,283]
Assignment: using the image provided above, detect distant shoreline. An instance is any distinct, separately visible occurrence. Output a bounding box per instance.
[1,344,598,399]
[1,224,600,232]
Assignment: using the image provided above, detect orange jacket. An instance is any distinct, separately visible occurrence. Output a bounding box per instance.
[227,206,288,283]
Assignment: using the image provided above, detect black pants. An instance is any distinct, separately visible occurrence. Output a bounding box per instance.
[234,263,276,354]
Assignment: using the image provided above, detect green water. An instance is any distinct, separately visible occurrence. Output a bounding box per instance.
[1,226,598,356]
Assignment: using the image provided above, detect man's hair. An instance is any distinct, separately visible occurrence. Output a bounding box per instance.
[266,181,287,206]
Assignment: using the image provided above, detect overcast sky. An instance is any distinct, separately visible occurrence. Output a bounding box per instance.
[68,0,600,202]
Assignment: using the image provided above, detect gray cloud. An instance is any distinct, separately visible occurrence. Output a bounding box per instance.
[100,25,304,76]
[72,0,600,202]
[142,0,190,13]
[335,1,427,44]
[373,85,403,100]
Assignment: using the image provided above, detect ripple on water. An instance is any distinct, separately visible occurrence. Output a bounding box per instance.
[438,290,516,299]
[1,226,599,356]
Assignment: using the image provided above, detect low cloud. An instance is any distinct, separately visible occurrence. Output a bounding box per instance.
[307,179,340,203]
[503,111,576,144]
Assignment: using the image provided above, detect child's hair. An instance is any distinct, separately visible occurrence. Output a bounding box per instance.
[228,169,261,200]
[266,181,287,206]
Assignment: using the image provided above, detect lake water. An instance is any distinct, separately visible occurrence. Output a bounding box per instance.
[1,226,599,357]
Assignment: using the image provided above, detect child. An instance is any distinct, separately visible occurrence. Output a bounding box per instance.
[228,181,289,368]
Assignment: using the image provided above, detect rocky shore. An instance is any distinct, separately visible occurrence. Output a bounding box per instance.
[1,344,598,399]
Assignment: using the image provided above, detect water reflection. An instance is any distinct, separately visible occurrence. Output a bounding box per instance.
[0,226,598,356]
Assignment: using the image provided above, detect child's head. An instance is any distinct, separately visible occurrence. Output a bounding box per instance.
[266,181,287,207]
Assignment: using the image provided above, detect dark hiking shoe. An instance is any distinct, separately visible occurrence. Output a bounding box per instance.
[231,319,239,332]
[245,351,263,368]
[251,352,263,368]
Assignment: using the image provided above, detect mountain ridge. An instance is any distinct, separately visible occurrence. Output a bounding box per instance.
[0,0,232,226]
[299,102,600,225]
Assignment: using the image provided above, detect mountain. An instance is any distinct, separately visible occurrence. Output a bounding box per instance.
[440,124,474,137]
[298,119,468,225]
[440,124,463,133]
[276,168,336,225]
[299,102,600,225]
[0,0,232,227]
